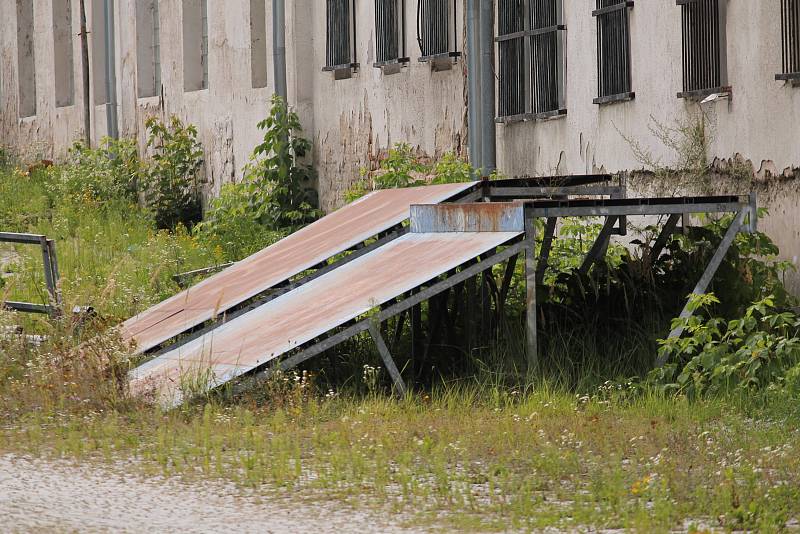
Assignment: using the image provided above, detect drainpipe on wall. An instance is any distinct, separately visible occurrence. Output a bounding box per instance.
[79,0,92,146]
[466,0,482,174]
[479,0,496,174]
[273,0,288,101]
[103,0,119,139]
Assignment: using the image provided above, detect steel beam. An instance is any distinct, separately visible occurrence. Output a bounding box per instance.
[524,210,538,372]
[536,218,558,285]
[2,302,52,314]
[579,216,619,275]
[369,323,407,395]
[0,232,45,245]
[649,214,681,264]
[657,208,749,366]
[488,185,625,199]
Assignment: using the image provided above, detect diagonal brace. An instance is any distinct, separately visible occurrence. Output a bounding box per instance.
[650,214,681,264]
[536,217,558,286]
[369,323,407,396]
[656,208,749,367]
[579,216,619,275]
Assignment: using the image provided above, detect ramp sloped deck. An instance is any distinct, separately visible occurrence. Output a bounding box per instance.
[121,182,477,353]
[130,230,521,405]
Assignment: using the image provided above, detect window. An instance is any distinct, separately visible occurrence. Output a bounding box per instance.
[17,0,37,118]
[778,0,800,81]
[593,1,634,105]
[53,0,75,108]
[324,0,357,76]
[136,0,162,98]
[417,0,460,64]
[676,0,728,99]
[496,0,566,121]
[250,0,268,88]
[91,0,107,105]
[183,0,209,91]
[374,0,409,69]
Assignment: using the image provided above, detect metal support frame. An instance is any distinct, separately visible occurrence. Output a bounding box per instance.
[657,206,752,366]
[0,232,61,315]
[524,208,538,372]
[579,216,619,275]
[368,323,407,395]
[237,239,527,393]
[649,213,681,264]
[535,218,557,285]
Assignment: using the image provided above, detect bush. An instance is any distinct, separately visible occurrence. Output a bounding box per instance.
[196,96,320,260]
[651,294,800,397]
[57,137,141,205]
[143,116,205,231]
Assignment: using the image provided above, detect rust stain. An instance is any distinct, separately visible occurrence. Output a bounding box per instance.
[130,230,521,405]
[121,182,477,353]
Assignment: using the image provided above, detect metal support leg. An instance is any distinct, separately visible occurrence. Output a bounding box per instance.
[536,217,557,286]
[369,323,408,396]
[579,216,619,275]
[650,214,681,264]
[39,237,56,310]
[657,208,749,366]
[524,210,538,372]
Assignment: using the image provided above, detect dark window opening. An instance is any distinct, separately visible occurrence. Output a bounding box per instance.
[375,0,409,69]
[677,0,728,99]
[324,0,358,75]
[778,0,800,81]
[593,0,634,105]
[496,0,566,121]
[417,0,460,63]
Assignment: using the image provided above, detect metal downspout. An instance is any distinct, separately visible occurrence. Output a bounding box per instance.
[103,0,119,139]
[273,0,288,101]
[466,0,482,173]
[479,0,496,173]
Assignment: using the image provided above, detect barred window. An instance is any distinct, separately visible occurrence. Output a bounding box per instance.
[136,0,162,98]
[593,1,634,105]
[375,0,409,69]
[496,0,566,121]
[676,0,728,99]
[183,0,209,92]
[417,0,460,64]
[778,0,800,80]
[17,0,36,118]
[53,0,75,108]
[324,0,358,75]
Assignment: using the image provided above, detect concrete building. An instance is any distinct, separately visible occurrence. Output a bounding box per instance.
[1,1,799,283]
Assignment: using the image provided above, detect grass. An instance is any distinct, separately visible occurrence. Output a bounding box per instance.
[2,161,800,532]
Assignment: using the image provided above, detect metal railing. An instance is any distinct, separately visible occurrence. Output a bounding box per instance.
[593,0,634,105]
[779,0,800,80]
[0,232,62,315]
[676,0,728,99]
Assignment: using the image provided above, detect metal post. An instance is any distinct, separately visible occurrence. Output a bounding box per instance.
[103,0,119,139]
[649,214,681,264]
[79,0,92,146]
[46,240,63,309]
[466,0,482,172]
[524,208,538,372]
[369,323,407,396]
[579,216,619,275]
[479,0,496,174]
[273,0,288,101]
[658,208,748,365]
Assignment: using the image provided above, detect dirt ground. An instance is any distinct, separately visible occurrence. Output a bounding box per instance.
[0,454,423,533]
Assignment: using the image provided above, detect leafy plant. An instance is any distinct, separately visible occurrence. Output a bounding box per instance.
[651,293,800,396]
[143,116,205,231]
[57,137,142,205]
[196,96,320,260]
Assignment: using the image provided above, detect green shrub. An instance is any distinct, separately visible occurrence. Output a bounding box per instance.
[143,116,205,231]
[651,294,800,397]
[196,96,320,260]
[57,137,141,205]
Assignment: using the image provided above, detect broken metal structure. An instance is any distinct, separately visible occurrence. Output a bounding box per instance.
[0,232,62,315]
[125,176,757,407]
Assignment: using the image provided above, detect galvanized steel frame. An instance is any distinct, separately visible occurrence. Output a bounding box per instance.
[0,232,62,315]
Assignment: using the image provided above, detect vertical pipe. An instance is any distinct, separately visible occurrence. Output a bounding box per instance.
[79,0,92,146]
[466,0,482,172]
[273,0,288,100]
[480,0,496,173]
[103,0,119,139]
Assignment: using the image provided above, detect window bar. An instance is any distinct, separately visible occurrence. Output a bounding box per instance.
[201,0,208,89]
[153,0,161,94]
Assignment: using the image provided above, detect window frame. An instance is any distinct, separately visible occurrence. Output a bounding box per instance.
[592,0,634,106]
[374,0,410,69]
[495,0,567,123]
[676,0,729,100]
[323,0,359,76]
[778,0,800,81]
[417,0,461,65]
